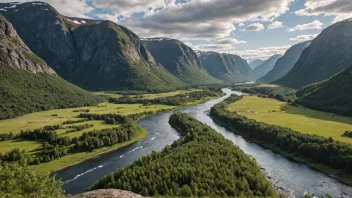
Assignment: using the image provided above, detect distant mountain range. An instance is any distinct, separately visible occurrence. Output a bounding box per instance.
[253,55,282,79]
[297,65,352,116]
[143,38,221,85]
[197,51,255,83]
[0,2,184,91]
[276,18,352,88]
[259,41,311,83]
[249,59,264,70]
[0,14,101,120]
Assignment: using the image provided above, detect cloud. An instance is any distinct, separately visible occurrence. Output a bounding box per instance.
[287,20,323,32]
[268,21,284,29]
[238,23,245,27]
[243,23,265,31]
[92,0,165,17]
[122,0,291,39]
[96,13,119,22]
[217,38,247,45]
[295,0,352,23]
[229,45,290,60]
[289,34,319,41]
[0,0,93,18]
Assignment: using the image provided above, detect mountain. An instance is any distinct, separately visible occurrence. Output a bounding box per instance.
[143,38,221,85]
[197,51,255,83]
[296,65,352,116]
[253,55,282,79]
[0,2,184,91]
[249,59,264,70]
[0,14,102,120]
[259,41,311,83]
[275,18,352,88]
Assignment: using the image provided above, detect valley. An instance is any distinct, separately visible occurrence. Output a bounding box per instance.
[0,89,222,175]
[1,1,352,197]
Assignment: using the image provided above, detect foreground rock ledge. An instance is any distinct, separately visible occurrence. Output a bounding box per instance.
[69,189,145,198]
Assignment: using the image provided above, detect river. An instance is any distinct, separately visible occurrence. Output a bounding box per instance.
[57,88,352,198]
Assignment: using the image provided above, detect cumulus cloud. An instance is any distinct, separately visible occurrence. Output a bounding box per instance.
[122,0,291,39]
[295,0,352,23]
[243,23,265,31]
[238,23,245,27]
[268,21,284,29]
[289,34,319,41]
[287,20,323,32]
[229,45,290,60]
[217,38,247,45]
[92,0,165,17]
[0,0,93,18]
[96,13,119,22]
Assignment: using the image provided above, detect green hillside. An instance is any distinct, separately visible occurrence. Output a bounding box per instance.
[297,65,352,116]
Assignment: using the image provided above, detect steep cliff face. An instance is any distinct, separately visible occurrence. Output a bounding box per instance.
[0,2,184,91]
[0,14,102,120]
[197,51,255,83]
[253,55,281,79]
[276,18,352,88]
[0,14,55,74]
[144,38,221,85]
[259,41,311,83]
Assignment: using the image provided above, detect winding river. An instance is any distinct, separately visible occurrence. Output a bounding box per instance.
[57,88,352,198]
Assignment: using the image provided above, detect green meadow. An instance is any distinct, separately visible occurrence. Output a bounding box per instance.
[227,96,352,144]
[0,89,219,174]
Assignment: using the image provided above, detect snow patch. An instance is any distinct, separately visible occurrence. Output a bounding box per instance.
[81,20,86,24]
[5,5,16,9]
[66,18,81,24]
[32,2,45,6]
[0,9,7,11]
[349,18,352,22]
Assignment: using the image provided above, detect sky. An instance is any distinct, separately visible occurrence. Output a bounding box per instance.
[1,0,351,61]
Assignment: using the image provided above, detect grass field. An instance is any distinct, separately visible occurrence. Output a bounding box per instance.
[227,96,352,144]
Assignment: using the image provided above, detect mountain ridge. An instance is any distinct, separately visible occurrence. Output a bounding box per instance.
[197,51,255,83]
[275,18,352,88]
[259,41,311,83]
[253,55,282,79]
[0,13,102,120]
[0,2,185,91]
[143,38,221,85]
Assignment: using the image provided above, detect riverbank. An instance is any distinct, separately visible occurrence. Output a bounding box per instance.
[30,95,223,175]
[210,105,352,186]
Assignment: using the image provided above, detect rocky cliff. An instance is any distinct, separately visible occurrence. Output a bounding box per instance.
[144,38,221,85]
[275,18,352,88]
[0,2,184,91]
[259,41,311,83]
[69,189,145,198]
[0,14,102,120]
[197,51,255,83]
[0,14,55,74]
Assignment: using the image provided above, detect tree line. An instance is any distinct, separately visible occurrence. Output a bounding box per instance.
[210,95,352,175]
[108,90,223,106]
[0,113,143,166]
[89,113,277,198]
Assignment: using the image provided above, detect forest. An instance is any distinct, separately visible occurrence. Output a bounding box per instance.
[0,67,103,120]
[232,85,297,103]
[108,89,223,105]
[89,113,277,198]
[210,95,352,176]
